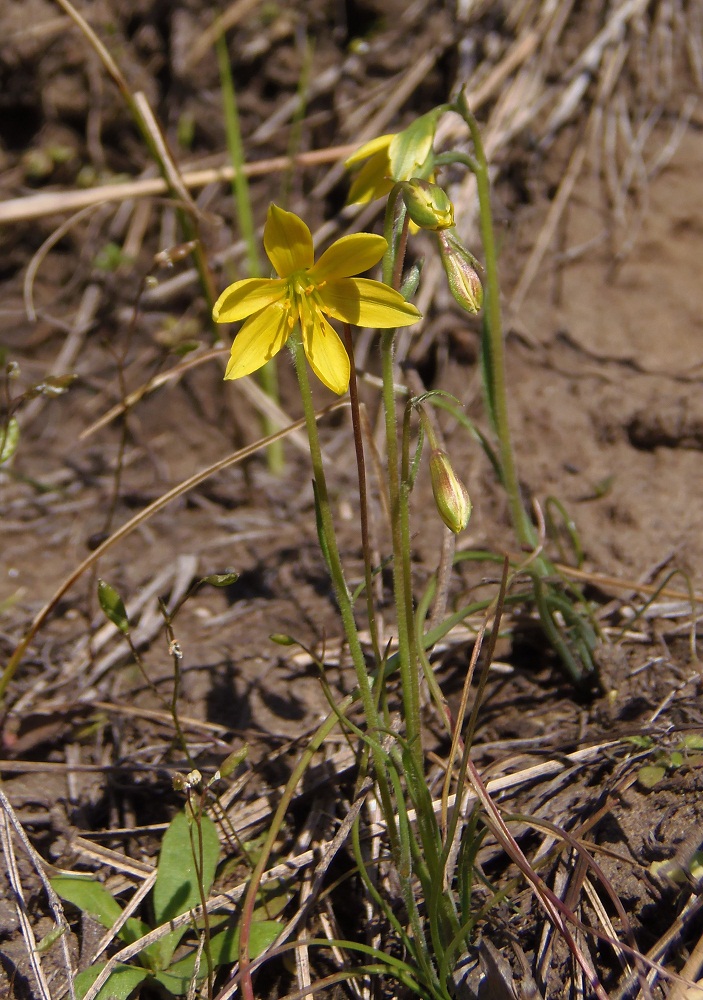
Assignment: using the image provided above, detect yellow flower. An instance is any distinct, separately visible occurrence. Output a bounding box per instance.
[345,134,396,205]
[213,204,421,395]
[345,111,439,205]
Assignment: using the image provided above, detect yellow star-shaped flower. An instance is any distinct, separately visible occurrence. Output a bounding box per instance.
[213,204,421,394]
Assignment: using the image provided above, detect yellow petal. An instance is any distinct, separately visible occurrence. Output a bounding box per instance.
[310,234,387,282]
[224,304,290,380]
[345,134,394,167]
[319,278,421,329]
[213,278,285,323]
[303,313,350,395]
[264,204,314,278]
[347,155,394,206]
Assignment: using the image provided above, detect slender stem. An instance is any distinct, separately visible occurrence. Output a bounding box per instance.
[289,337,397,845]
[380,190,422,765]
[342,323,381,666]
[399,403,423,762]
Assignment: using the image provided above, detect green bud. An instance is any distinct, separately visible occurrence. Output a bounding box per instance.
[389,109,441,180]
[438,229,483,313]
[399,179,454,231]
[429,448,472,533]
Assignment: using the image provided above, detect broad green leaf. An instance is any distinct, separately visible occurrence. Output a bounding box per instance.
[74,962,149,1000]
[51,875,150,947]
[51,876,122,928]
[152,811,220,970]
[152,921,282,995]
[97,579,130,634]
[683,734,703,750]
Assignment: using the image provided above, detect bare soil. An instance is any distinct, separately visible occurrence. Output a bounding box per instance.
[1,2,703,998]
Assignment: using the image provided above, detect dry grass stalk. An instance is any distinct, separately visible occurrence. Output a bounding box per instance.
[0,146,359,225]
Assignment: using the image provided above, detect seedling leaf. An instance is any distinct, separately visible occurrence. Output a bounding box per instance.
[638,764,666,788]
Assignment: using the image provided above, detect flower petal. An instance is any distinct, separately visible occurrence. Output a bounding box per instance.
[347,155,394,206]
[264,204,314,278]
[213,278,285,323]
[310,234,387,282]
[345,134,394,167]
[319,278,421,329]
[303,313,350,395]
[224,304,290,380]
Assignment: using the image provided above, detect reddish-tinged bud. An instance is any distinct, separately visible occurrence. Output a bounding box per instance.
[429,448,472,533]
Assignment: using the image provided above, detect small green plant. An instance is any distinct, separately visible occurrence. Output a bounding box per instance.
[0,363,75,468]
[628,733,703,789]
[52,807,280,999]
[208,98,608,1000]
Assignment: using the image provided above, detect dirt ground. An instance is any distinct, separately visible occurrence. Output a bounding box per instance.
[2,1,703,998]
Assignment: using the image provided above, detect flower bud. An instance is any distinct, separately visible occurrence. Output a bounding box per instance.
[388,109,441,180]
[429,448,472,533]
[400,179,454,231]
[438,229,483,314]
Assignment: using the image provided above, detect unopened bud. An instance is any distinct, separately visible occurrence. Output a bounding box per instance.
[438,229,483,313]
[388,109,441,180]
[400,179,454,231]
[429,448,472,533]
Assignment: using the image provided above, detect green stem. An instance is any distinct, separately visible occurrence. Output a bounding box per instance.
[289,337,398,847]
[380,189,422,767]
[237,696,353,1000]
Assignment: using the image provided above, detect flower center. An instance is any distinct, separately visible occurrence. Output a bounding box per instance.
[287,272,325,335]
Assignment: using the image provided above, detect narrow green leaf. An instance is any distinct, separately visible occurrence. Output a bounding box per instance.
[97,579,130,634]
[35,922,66,952]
